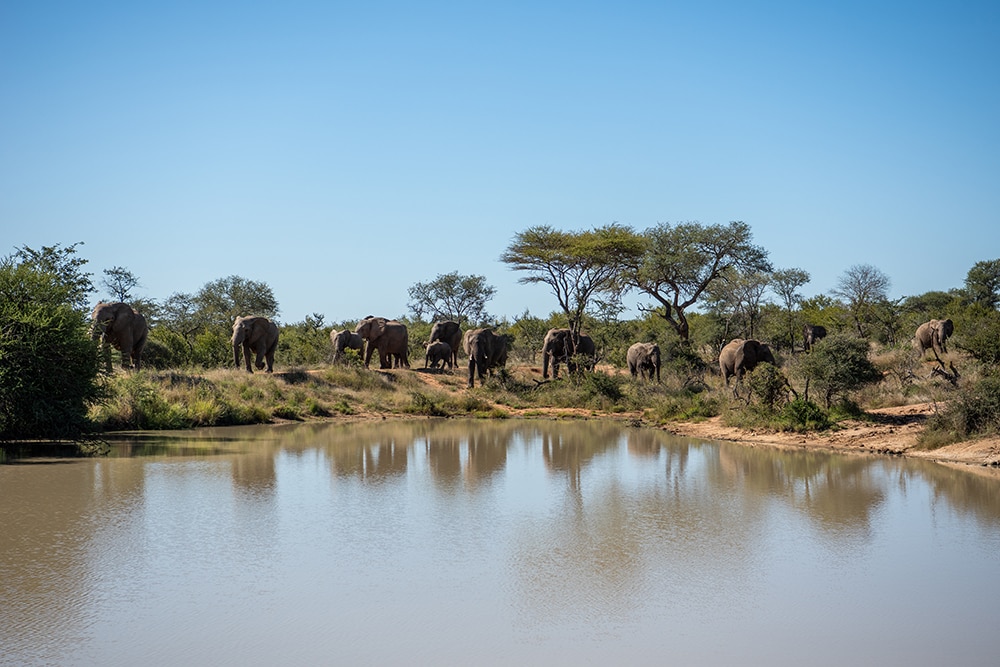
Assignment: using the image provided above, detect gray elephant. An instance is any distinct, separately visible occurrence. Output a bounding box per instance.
[627,342,661,382]
[914,318,954,362]
[719,338,775,392]
[802,323,827,352]
[429,320,463,368]
[424,341,453,370]
[542,328,596,379]
[330,329,363,363]
[463,328,508,388]
[90,302,149,371]
[355,316,409,369]
[232,316,279,373]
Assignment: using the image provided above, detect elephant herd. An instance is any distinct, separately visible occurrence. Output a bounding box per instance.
[88,302,957,393]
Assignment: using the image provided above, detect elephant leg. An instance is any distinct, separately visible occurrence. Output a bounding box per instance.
[243,344,254,373]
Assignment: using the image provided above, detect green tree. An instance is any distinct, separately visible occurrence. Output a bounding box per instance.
[406,272,496,325]
[195,275,279,325]
[627,221,772,343]
[964,259,1000,310]
[279,313,331,366]
[507,310,549,363]
[501,224,642,337]
[706,269,772,340]
[831,263,891,338]
[0,254,100,443]
[796,334,882,408]
[771,267,810,351]
[101,265,140,302]
[14,242,94,310]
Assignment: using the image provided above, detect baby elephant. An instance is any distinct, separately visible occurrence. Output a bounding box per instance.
[425,341,453,370]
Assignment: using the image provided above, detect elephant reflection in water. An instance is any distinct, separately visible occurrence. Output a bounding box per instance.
[327,436,411,480]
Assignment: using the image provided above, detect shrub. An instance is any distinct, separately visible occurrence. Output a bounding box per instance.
[796,334,883,407]
[924,375,1000,446]
[0,258,101,442]
[744,363,788,413]
[778,399,830,431]
[583,371,624,402]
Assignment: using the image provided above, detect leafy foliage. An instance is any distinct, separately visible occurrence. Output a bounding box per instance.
[501,224,643,336]
[831,263,891,338]
[964,258,1000,310]
[629,221,772,341]
[407,272,495,325]
[0,256,100,442]
[796,334,883,407]
[14,242,94,310]
[924,375,1000,446]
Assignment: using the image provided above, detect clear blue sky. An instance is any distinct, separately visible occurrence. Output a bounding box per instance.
[2,1,998,324]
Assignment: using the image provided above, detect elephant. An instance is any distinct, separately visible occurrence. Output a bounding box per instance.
[719,338,775,393]
[463,328,508,388]
[429,320,463,368]
[914,318,954,362]
[232,316,279,373]
[330,329,363,363]
[90,302,148,371]
[425,341,453,370]
[542,328,596,379]
[802,324,827,352]
[355,316,409,369]
[627,342,661,382]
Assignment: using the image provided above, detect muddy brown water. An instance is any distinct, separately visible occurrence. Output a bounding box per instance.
[2,419,999,666]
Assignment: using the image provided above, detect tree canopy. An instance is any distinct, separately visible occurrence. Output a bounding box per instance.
[500,224,642,336]
[628,221,772,341]
[407,272,495,325]
[831,263,891,338]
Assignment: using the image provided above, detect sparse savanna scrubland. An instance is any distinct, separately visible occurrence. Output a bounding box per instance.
[3,227,999,467]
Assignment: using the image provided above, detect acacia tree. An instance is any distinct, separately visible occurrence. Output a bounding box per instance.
[406,272,495,325]
[626,221,772,343]
[831,264,891,338]
[500,224,642,337]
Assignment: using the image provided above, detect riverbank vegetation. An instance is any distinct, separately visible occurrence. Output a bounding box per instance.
[2,237,999,456]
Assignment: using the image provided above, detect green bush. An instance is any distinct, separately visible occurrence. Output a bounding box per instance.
[778,399,830,431]
[744,363,788,413]
[583,371,624,402]
[796,334,883,407]
[0,259,101,442]
[924,375,1000,446]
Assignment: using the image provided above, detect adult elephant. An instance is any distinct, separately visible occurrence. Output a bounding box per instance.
[542,328,596,379]
[719,338,775,393]
[232,316,279,373]
[627,342,661,383]
[355,316,409,369]
[914,318,954,362]
[463,328,508,388]
[429,320,462,368]
[802,324,827,352]
[90,302,148,371]
[330,329,363,363]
